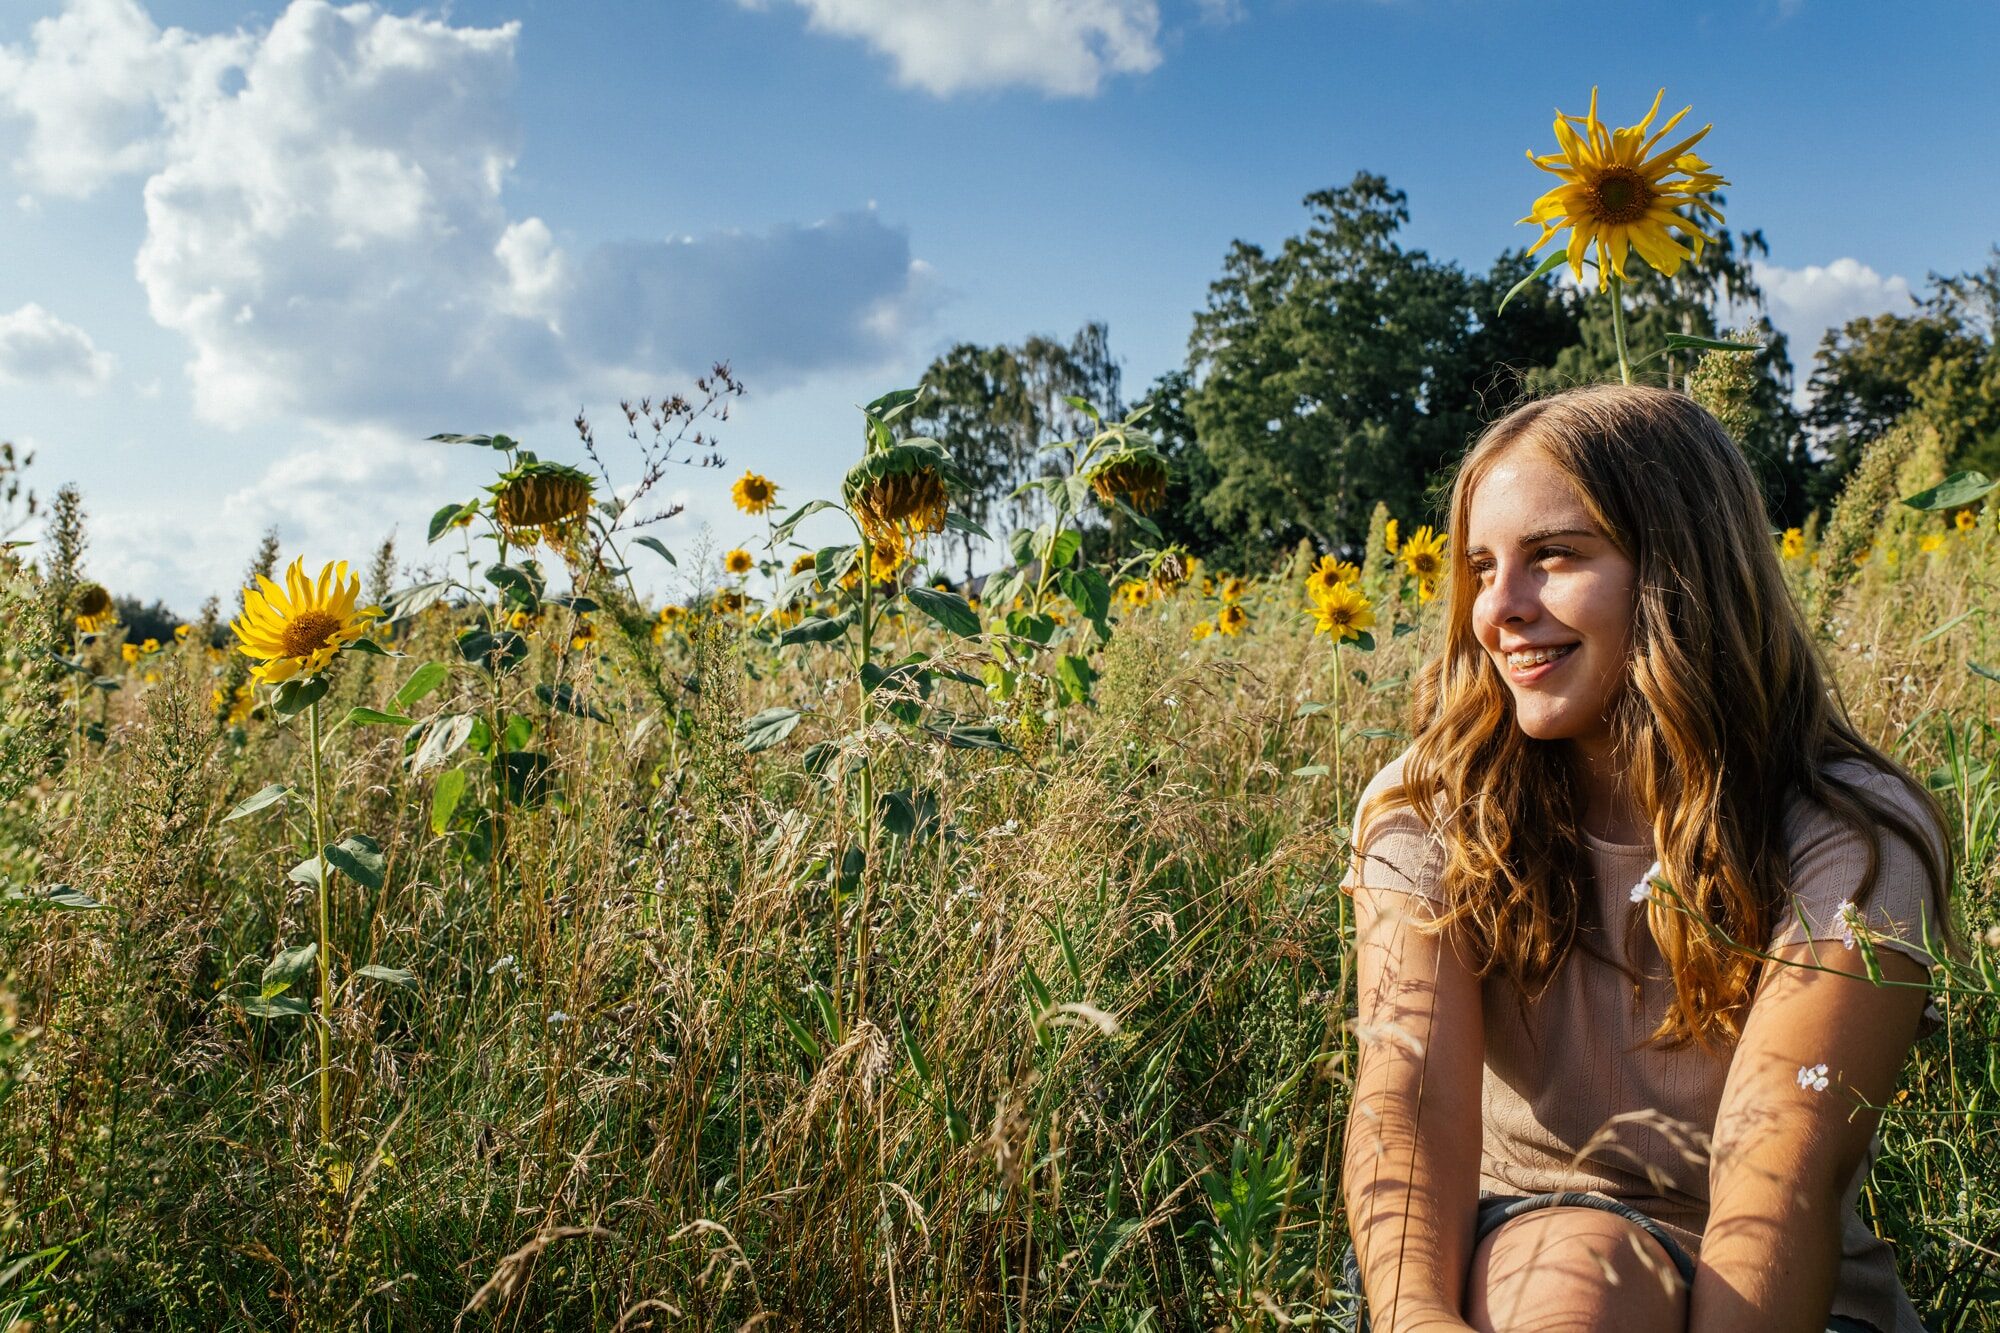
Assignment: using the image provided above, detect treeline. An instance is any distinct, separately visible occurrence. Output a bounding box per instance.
[916,171,2000,572]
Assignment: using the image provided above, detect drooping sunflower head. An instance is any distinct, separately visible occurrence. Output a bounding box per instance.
[1150,547,1192,594]
[1311,582,1376,642]
[1519,87,1728,287]
[73,581,116,634]
[1084,443,1171,513]
[842,439,963,545]
[491,460,596,549]
[1217,604,1248,636]
[1305,554,1361,602]
[732,470,780,515]
[1399,525,1449,584]
[229,557,379,685]
[724,548,755,576]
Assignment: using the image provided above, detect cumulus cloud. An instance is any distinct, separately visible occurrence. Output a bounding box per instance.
[0,303,114,389]
[2,0,932,434]
[750,0,1162,97]
[1753,257,1918,359]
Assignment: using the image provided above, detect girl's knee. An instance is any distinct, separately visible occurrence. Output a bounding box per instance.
[1465,1207,1688,1333]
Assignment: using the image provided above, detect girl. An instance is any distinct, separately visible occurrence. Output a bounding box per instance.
[1339,385,1955,1333]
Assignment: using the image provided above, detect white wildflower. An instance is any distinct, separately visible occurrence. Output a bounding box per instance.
[1983,924,2000,950]
[487,954,519,978]
[1796,1063,1829,1092]
[1163,695,1180,710]
[1630,861,1661,905]
[1835,899,1862,950]
[546,1010,571,1026]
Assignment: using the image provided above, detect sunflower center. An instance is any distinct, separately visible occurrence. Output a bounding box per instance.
[1588,169,1653,224]
[279,609,343,659]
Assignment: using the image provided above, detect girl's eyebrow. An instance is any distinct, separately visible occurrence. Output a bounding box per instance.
[1462,526,1597,558]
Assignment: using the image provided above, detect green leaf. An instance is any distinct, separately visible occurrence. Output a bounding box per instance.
[500,751,556,807]
[485,563,543,607]
[1917,609,1979,645]
[1005,610,1057,645]
[813,545,859,590]
[427,501,478,543]
[412,714,476,773]
[28,883,108,911]
[780,613,853,646]
[289,854,327,887]
[430,768,467,836]
[353,963,417,991]
[1058,567,1112,629]
[905,586,981,638]
[923,722,1017,752]
[1055,654,1096,705]
[237,995,310,1020]
[1663,332,1762,355]
[1291,764,1330,779]
[1348,727,1405,742]
[271,675,330,717]
[742,707,803,753]
[1348,629,1377,653]
[772,499,837,545]
[631,535,677,565]
[456,628,528,674]
[223,783,292,822]
[501,713,534,753]
[944,511,990,540]
[779,1007,823,1063]
[427,432,501,447]
[262,942,317,999]
[343,635,398,658]
[1902,471,1996,512]
[381,580,449,623]
[324,834,386,891]
[345,706,415,728]
[1496,247,1569,314]
[392,661,449,711]
[1972,662,2000,684]
[535,683,608,722]
[1008,527,1038,566]
[1043,528,1082,570]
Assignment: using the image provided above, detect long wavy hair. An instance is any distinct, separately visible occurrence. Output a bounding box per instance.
[1378,383,1955,1049]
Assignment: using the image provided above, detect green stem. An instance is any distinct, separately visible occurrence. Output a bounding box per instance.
[851,539,877,1027]
[307,695,333,1148]
[1609,273,1633,386]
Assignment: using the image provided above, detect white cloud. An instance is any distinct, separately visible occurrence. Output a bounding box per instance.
[751,0,1163,97]
[0,303,114,389]
[1752,257,1917,361]
[0,0,248,199]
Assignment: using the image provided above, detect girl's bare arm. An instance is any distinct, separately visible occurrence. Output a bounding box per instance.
[1342,878,1486,1332]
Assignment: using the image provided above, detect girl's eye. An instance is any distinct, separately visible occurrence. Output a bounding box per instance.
[1471,548,1573,578]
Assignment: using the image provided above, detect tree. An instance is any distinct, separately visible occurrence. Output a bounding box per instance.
[1186,173,1479,556]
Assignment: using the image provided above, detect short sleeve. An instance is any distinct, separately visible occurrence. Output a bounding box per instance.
[1337,747,1446,903]
[1767,761,1951,973]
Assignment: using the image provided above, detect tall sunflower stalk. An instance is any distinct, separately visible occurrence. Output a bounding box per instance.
[1511,88,1739,384]
[230,558,379,1146]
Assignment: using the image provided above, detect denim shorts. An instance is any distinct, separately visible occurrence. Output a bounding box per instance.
[1336,1190,1880,1332]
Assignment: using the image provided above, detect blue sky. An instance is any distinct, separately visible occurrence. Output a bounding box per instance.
[1,0,1993,611]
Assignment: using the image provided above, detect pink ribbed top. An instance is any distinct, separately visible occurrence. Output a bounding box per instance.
[1340,747,1947,1333]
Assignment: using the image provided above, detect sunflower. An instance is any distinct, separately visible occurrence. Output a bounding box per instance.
[843,439,963,545]
[1191,620,1214,642]
[1217,604,1248,636]
[1919,534,1945,555]
[732,470,779,515]
[1383,518,1400,557]
[1150,547,1192,593]
[140,637,160,655]
[229,557,379,685]
[1084,443,1171,512]
[1311,583,1375,642]
[211,682,255,726]
[1416,577,1441,605]
[1400,525,1449,585]
[1119,581,1152,610]
[1780,527,1805,560]
[789,552,817,575]
[120,643,141,665]
[571,620,598,650]
[73,581,116,634]
[724,548,755,576]
[657,603,686,627]
[174,623,192,643]
[1220,576,1245,602]
[868,531,908,583]
[1957,509,1979,533]
[1520,87,1727,287]
[508,609,534,632]
[1305,555,1361,602]
[491,460,595,549]
[715,589,747,614]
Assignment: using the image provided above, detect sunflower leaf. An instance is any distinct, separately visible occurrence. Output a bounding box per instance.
[812,545,858,590]
[500,751,556,807]
[742,707,803,753]
[536,683,608,722]
[631,535,677,565]
[1496,248,1570,315]
[411,714,477,774]
[944,511,991,540]
[426,501,478,543]
[324,834,386,891]
[223,783,292,822]
[1972,662,2000,685]
[271,675,331,717]
[391,661,449,712]
[345,707,414,728]
[7,883,109,911]
[261,942,317,998]
[1902,471,1995,512]
[780,613,853,647]
[344,636,398,658]
[236,994,310,1020]
[353,964,418,992]
[905,587,981,639]
[771,499,837,545]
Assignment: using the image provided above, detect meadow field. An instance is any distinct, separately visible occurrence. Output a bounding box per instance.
[1,380,1997,1331]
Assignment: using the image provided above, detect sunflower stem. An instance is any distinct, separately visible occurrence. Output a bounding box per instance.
[306,694,333,1149]
[849,535,878,1032]
[1609,273,1634,386]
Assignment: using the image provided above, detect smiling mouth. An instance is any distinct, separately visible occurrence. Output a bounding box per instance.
[1506,643,1578,679]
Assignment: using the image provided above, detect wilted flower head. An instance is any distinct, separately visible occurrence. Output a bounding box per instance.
[1084,442,1170,513]
[73,581,115,633]
[491,459,595,550]
[842,438,963,545]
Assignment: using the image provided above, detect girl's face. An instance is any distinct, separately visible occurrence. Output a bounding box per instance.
[1464,444,1638,755]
